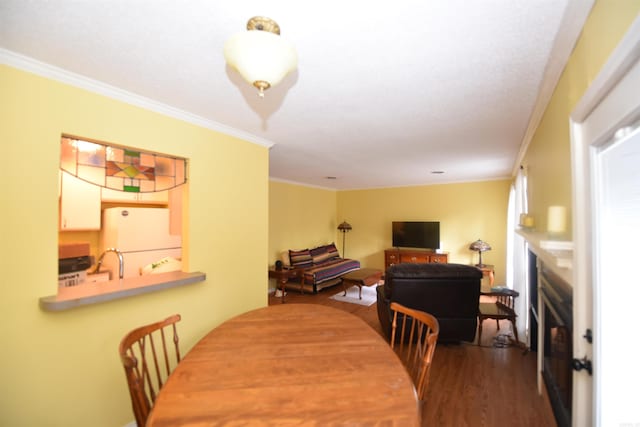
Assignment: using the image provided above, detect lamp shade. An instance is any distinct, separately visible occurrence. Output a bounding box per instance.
[337,221,352,232]
[224,17,297,97]
[469,239,491,252]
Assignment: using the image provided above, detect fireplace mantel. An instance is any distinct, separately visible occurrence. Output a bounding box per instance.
[518,230,575,427]
[516,228,573,286]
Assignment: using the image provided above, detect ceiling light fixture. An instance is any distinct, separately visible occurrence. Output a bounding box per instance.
[223,16,298,98]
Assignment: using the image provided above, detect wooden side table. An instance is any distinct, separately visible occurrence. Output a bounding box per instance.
[268,267,302,303]
[473,264,494,287]
[477,288,519,346]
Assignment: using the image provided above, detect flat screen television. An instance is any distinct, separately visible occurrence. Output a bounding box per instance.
[392,221,440,249]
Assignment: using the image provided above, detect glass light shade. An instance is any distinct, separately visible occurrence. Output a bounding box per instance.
[469,239,491,252]
[224,30,297,94]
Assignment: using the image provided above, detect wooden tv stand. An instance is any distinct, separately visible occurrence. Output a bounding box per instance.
[384,248,448,270]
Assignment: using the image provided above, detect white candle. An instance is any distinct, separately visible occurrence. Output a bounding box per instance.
[547,206,566,234]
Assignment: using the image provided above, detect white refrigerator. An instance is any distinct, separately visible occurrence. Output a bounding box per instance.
[99,207,182,279]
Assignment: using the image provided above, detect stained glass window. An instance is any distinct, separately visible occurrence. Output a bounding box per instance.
[60,136,187,192]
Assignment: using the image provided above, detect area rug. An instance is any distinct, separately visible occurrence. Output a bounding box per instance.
[329,284,377,306]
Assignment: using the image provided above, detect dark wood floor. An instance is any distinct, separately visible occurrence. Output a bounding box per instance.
[268,286,557,427]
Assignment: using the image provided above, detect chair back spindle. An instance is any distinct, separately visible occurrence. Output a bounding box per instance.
[119,314,182,426]
[496,292,516,311]
[389,302,439,402]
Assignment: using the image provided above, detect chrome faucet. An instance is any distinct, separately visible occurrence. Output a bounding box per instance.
[94,248,124,279]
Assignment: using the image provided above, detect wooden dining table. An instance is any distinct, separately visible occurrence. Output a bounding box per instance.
[147,303,419,426]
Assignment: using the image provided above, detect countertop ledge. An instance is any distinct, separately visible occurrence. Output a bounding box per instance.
[40,271,206,311]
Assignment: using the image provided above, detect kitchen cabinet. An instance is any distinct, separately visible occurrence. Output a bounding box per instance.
[101,187,169,204]
[59,173,101,230]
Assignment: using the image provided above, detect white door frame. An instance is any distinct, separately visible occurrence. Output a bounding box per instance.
[570,15,640,427]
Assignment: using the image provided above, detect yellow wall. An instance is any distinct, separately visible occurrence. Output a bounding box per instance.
[268,180,337,263]
[337,180,512,284]
[0,65,269,426]
[524,0,640,234]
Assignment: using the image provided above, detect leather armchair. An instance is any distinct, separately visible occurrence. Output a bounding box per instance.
[377,263,482,342]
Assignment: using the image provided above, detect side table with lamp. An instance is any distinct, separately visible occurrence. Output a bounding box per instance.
[469,239,494,287]
[268,263,303,303]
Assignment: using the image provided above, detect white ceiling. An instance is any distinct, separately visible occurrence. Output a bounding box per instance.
[0,1,591,190]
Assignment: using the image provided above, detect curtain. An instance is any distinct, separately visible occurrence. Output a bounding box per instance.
[506,166,529,346]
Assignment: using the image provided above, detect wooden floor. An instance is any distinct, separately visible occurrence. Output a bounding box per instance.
[268,286,557,427]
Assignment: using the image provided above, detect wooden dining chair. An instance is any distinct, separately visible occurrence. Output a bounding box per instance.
[119,314,182,426]
[390,302,440,402]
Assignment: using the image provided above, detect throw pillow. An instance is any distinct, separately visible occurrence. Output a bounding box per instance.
[325,242,340,259]
[310,245,332,264]
[289,249,313,269]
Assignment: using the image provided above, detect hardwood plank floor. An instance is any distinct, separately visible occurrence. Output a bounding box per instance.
[268,286,557,427]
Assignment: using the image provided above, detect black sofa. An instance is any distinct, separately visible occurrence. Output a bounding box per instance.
[376,263,482,342]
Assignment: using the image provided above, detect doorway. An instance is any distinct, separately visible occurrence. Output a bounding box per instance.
[570,16,640,427]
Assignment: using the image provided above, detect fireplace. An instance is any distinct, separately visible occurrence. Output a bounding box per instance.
[539,265,573,427]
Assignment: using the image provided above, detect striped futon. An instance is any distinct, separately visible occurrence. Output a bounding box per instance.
[302,258,361,292]
[287,243,360,293]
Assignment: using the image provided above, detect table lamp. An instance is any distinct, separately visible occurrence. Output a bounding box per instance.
[469,239,491,267]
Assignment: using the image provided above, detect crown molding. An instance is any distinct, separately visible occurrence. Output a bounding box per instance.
[269,175,511,192]
[268,177,338,191]
[0,48,274,148]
